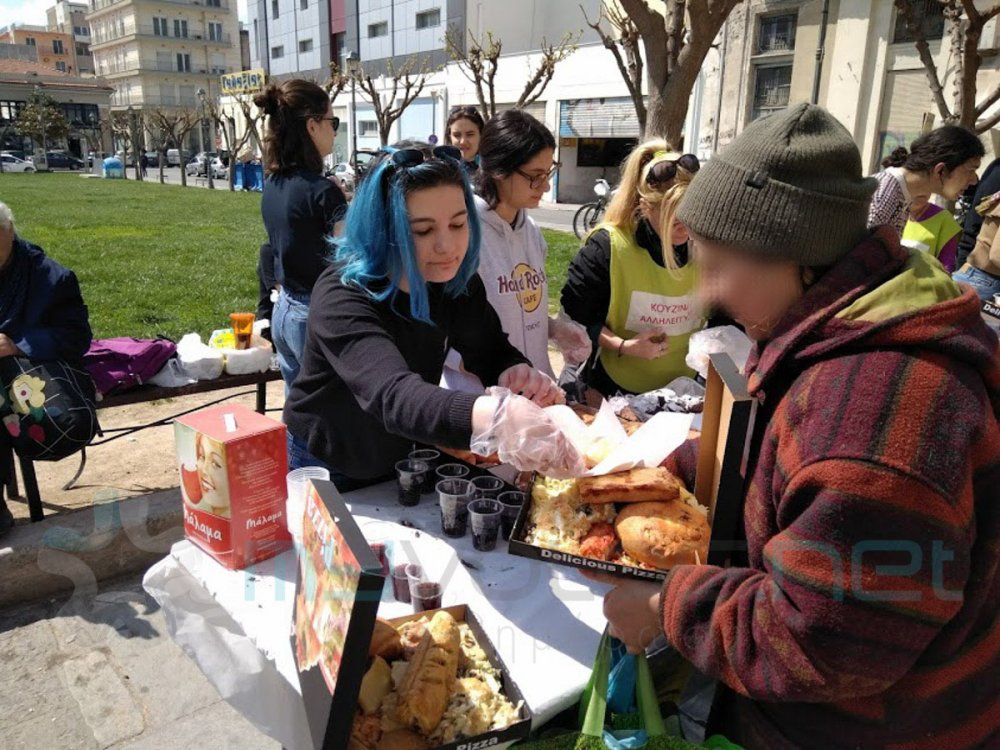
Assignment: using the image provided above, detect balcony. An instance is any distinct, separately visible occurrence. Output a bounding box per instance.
[89,25,232,50]
[88,0,230,21]
[97,59,220,77]
[109,93,199,108]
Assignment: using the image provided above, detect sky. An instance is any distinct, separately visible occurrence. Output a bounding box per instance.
[0,0,250,27]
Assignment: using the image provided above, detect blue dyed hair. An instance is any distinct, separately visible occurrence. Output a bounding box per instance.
[334,141,481,323]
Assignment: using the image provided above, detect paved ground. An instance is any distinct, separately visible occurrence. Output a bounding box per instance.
[0,569,279,750]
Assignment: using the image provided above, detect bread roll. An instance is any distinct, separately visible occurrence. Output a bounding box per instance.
[369,618,403,660]
[615,500,710,569]
[358,656,392,714]
[395,611,460,734]
[578,467,683,504]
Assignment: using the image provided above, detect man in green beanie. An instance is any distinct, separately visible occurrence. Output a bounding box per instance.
[587,104,1000,748]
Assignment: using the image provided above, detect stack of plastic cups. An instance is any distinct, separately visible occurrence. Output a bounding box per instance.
[285,466,331,549]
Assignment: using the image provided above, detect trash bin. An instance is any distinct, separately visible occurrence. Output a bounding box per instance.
[102,156,125,179]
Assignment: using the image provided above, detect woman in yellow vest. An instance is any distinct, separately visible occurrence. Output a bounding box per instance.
[901,197,962,272]
[561,142,704,396]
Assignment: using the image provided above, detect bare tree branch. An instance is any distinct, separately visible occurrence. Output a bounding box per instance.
[444,26,502,117]
[975,81,1000,118]
[582,3,646,135]
[976,104,1000,132]
[517,31,580,109]
[352,57,433,145]
[894,0,955,123]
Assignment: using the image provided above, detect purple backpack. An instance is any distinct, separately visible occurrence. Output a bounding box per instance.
[83,338,177,396]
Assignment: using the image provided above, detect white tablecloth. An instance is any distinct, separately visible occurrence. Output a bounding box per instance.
[144,479,612,749]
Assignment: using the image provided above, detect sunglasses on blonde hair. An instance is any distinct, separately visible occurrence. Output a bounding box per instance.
[645,153,700,187]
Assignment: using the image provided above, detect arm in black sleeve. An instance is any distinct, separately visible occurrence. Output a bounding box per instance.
[311,280,479,448]
[450,274,530,385]
[290,179,348,289]
[560,229,613,330]
[15,269,92,361]
[957,158,1000,266]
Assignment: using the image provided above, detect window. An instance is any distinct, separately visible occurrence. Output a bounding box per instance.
[176,52,191,72]
[300,0,307,9]
[893,0,946,43]
[206,0,221,7]
[272,45,284,59]
[25,37,36,46]
[415,8,440,30]
[271,0,279,19]
[757,13,796,53]
[359,120,378,136]
[333,31,345,65]
[298,38,313,53]
[208,22,223,41]
[55,61,67,72]
[174,19,188,38]
[76,44,86,56]
[751,64,792,121]
[153,17,168,36]
[53,39,65,54]
[156,50,172,69]
[368,21,388,38]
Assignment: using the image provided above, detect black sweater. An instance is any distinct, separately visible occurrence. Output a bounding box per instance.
[260,171,347,296]
[283,267,529,480]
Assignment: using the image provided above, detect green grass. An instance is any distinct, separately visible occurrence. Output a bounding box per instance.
[0,172,580,339]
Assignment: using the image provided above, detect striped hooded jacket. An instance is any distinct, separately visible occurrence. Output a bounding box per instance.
[662,227,1000,748]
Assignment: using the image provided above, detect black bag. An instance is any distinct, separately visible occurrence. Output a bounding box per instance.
[0,357,99,461]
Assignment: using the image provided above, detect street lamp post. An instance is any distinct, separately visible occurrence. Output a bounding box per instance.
[345,50,359,174]
[34,85,47,169]
[197,87,213,190]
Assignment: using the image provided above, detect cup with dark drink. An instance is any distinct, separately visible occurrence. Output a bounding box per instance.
[468,498,503,551]
[472,475,505,500]
[368,539,390,576]
[409,580,443,613]
[497,490,526,541]
[437,478,474,538]
[408,449,441,493]
[391,563,415,603]
[395,459,429,506]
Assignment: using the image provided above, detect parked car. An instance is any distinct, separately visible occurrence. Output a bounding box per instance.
[0,154,36,173]
[44,151,85,170]
[327,162,355,194]
[1,149,27,161]
[186,152,226,179]
[144,150,162,167]
[114,150,136,167]
[166,148,186,167]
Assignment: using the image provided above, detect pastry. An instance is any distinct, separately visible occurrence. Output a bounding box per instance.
[578,467,683,504]
[395,611,460,734]
[359,656,393,714]
[376,729,429,750]
[615,500,710,569]
[370,618,404,660]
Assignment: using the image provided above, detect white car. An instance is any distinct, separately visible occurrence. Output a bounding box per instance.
[1,154,36,173]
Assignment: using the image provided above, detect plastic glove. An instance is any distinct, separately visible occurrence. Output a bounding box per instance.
[470,387,585,478]
[549,311,593,364]
[498,364,565,406]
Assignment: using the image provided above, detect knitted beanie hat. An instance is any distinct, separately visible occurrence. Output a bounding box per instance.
[676,103,877,266]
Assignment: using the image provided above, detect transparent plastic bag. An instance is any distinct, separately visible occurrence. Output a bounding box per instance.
[684,326,753,380]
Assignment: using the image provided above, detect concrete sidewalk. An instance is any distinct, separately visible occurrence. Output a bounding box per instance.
[0,570,278,749]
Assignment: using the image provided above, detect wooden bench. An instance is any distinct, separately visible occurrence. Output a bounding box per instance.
[3,369,282,523]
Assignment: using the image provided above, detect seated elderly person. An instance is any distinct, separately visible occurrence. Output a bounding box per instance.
[0,200,92,536]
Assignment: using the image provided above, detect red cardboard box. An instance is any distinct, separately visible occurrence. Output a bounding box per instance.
[175,404,290,570]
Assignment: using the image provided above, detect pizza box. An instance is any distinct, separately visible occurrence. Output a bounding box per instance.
[505,353,757,580]
[291,479,531,750]
[982,298,1000,336]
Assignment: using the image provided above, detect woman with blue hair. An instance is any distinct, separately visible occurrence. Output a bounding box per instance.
[282,143,583,490]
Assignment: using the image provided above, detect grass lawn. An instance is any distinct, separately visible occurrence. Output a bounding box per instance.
[0,171,580,340]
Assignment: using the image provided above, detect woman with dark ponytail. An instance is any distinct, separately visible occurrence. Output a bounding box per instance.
[254,79,347,391]
[868,125,984,238]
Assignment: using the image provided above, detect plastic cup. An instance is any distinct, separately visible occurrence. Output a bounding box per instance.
[285,466,330,542]
[472,475,505,500]
[395,459,429,507]
[368,540,390,576]
[436,478,474,538]
[409,579,443,613]
[229,312,255,350]
[436,463,470,481]
[468,498,503,551]
[409,449,441,493]
[391,563,416,603]
[497,490,526,541]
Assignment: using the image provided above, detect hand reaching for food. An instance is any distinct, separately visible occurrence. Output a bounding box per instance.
[497,364,565,406]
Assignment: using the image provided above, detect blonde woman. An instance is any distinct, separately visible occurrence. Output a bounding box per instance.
[560,143,704,396]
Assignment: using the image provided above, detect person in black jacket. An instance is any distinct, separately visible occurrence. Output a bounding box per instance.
[255,79,347,391]
[956,157,1000,269]
[0,201,92,536]
[255,242,275,343]
[283,144,582,491]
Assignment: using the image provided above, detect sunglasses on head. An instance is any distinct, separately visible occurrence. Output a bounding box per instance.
[388,145,463,168]
[645,153,700,186]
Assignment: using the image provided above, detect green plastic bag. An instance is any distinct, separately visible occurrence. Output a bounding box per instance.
[515,629,741,750]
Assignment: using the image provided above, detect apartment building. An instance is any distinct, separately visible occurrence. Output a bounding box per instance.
[0,24,79,74]
[246,0,332,80]
[86,0,242,125]
[47,0,96,75]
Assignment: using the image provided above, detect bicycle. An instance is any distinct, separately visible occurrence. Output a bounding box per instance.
[573,178,612,239]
